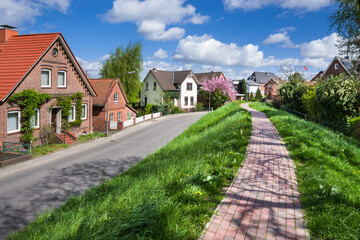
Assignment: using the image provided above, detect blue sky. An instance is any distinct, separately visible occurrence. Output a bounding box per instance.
[1,0,340,80]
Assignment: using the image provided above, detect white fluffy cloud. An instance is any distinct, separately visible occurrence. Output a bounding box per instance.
[0,0,72,26]
[173,34,265,67]
[224,0,330,11]
[154,48,168,59]
[76,55,110,79]
[263,31,296,48]
[300,33,341,59]
[101,0,209,41]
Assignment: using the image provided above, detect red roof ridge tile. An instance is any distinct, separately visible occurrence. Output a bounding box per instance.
[13,32,61,37]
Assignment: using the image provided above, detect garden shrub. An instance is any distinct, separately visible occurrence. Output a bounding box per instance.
[195,102,204,111]
[349,116,360,140]
[170,106,184,114]
[145,104,154,115]
[279,80,308,112]
[302,86,319,118]
[255,88,263,101]
[316,74,359,125]
[249,93,255,102]
[39,125,52,146]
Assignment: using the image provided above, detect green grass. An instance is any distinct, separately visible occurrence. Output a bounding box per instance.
[77,132,106,142]
[8,101,252,240]
[32,144,69,157]
[250,102,360,239]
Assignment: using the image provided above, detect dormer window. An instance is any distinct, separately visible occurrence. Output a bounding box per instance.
[335,63,339,70]
[41,69,51,87]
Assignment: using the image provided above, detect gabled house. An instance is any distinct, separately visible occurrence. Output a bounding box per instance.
[195,71,225,86]
[245,80,262,97]
[140,68,199,110]
[0,27,96,146]
[264,79,287,99]
[247,72,279,95]
[310,70,324,82]
[321,56,354,79]
[88,79,137,131]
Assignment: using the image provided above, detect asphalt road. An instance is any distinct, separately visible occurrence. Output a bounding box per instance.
[0,112,207,239]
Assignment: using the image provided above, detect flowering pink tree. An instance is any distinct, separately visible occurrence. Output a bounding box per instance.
[200,75,237,109]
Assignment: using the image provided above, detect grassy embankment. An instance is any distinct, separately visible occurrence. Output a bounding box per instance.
[9,101,252,240]
[250,102,360,239]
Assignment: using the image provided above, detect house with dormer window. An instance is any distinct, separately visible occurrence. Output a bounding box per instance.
[0,26,96,146]
[140,68,199,110]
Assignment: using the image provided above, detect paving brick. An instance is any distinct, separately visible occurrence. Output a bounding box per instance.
[201,103,307,240]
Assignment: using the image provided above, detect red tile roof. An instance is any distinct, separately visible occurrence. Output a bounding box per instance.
[88,78,129,106]
[0,33,60,101]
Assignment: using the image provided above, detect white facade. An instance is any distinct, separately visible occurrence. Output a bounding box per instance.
[179,75,197,109]
[140,73,164,106]
[247,85,260,94]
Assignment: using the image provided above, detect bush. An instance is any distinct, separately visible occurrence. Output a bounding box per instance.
[136,109,145,117]
[268,98,284,109]
[316,74,359,125]
[279,80,308,112]
[349,116,360,140]
[302,86,319,118]
[255,88,263,101]
[195,102,204,111]
[39,125,52,146]
[145,104,154,115]
[170,106,184,114]
[249,93,255,102]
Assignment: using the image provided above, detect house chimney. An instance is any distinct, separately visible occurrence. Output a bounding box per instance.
[0,25,18,44]
[152,68,158,72]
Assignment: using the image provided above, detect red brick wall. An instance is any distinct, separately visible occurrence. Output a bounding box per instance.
[322,59,350,79]
[0,39,93,146]
[0,29,18,43]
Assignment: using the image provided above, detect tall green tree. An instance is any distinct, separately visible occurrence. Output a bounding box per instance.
[237,79,247,100]
[330,0,360,59]
[100,41,143,103]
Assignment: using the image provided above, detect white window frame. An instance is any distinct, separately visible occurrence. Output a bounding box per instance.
[58,70,67,88]
[114,93,119,103]
[117,112,121,122]
[30,109,40,128]
[41,69,51,87]
[335,63,339,70]
[68,105,75,122]
[145,82,149,91]
[109,113,114,122]
[7,111,21,133]
[81,104,87,120]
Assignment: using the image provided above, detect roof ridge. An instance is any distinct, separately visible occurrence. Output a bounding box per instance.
[14,32,61,37]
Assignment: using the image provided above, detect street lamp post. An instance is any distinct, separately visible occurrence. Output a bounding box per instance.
[106,71,136,136]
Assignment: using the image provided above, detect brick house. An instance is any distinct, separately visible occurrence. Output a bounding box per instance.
[139,68,199,111]
[321,56,353,79]
[88,79,137,131]
[0,27,96,146]
[247,72,279,95]
[195,71,225,86]
[264,79,287,99]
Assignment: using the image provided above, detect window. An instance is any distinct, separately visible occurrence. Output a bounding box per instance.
[190,96,194,106]
[114,93,119,102]
[335,63,339,70]
[58,71,66,87]
[144,96,147,106]
[146,82,149,91]
[184,96,188,106]
[41,69,51,87]
[117,112,121,122]
[30,109,40,128]
[81,104,87,120]
[153,82,156,91]
[187,83,192,91]
[109,113,114,122]
[7,111,20,133]
[68,105,75,122]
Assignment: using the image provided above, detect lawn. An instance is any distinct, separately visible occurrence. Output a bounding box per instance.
[250,102,360,239]
[8,101,252,240]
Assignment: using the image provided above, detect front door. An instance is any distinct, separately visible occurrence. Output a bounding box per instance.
[51,108,62,134]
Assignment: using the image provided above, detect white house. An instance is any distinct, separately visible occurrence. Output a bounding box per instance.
[245,80,262,96]
[140,68,199,110]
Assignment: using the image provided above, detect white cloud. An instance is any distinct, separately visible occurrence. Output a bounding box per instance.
[173,34,265,68]
[278,26,296,32]
[100,0,209,41]
[263,31,296,48]
[0,0,72,26]
[154,48,168,59]
[76,55,110,79]
[300,33,341,60]
[224,0,330,12]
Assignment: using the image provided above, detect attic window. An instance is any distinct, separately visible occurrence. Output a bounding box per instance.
[335,63,339,70]
[41,69,51,87]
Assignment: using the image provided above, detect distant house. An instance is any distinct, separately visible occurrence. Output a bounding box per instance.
[140,68,199,110]
[310,70,324,82]
[245,80,262,97]
[247,72,279,95]
[264,79,287,99]
[195,71,225,86]
[321,56,354,79]
[89,79,137,131]
[0,26,96,146]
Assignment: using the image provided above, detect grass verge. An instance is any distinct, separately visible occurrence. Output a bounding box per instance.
[250,102,360,239]
[31,144,69,158]
[76,132,106,142]
[8,101,252,240]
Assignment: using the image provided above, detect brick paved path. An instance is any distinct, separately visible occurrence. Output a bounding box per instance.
[202,103,307,240]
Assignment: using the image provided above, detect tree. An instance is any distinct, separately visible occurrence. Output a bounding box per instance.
[201,75,237,109]
[237,79,247,100]
[255,88,263,101]
[100,41,143,103]
[288,72,305,82]
[279,80,308,112]
[330,0,360,59]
